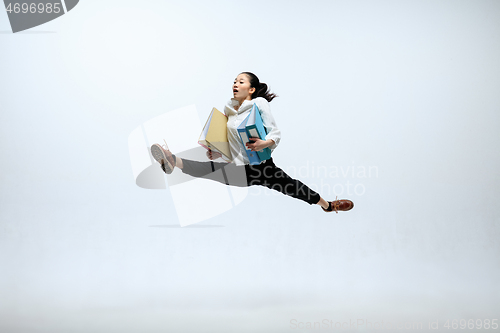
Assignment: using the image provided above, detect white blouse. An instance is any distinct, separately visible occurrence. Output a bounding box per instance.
[224,97,281,166]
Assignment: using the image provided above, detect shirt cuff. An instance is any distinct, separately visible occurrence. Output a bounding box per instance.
[266,135,280,150]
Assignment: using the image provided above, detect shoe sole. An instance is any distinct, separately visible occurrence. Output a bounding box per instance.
[151,144,174,174]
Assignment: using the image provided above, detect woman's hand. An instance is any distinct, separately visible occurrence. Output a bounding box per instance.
[207,149,222,160]
[246,138,274,152]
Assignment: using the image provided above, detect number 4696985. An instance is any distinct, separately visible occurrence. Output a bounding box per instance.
[444,319,498,330]
[5,3,62,14]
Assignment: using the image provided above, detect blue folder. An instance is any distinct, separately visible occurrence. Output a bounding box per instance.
[237,113,261,165]
[245,104,272,161]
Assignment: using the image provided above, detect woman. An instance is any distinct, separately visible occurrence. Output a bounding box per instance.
[151,72,353,213]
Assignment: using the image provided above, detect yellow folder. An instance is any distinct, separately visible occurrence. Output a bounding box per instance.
[198,108,231,161]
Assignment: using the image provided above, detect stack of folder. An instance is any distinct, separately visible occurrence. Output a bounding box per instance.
[237,104,271,165]
[198,104,272,165]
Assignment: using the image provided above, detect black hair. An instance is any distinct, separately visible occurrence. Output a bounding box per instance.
[240,72,278,102]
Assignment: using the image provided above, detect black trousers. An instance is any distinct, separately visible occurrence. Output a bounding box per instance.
[181,157,321,205]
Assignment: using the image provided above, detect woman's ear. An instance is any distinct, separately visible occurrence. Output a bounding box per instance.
[249,87,256,96]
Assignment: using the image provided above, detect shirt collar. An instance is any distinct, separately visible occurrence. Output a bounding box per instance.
[229,98,254,114]
[230,98,240,107]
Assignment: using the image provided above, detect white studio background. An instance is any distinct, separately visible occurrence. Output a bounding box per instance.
[1,1,499,332]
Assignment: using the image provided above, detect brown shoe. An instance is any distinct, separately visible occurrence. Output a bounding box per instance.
[151,143,176,174]
[322,196,354,213]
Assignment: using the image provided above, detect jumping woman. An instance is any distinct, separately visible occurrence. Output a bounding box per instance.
[150,72,354,213]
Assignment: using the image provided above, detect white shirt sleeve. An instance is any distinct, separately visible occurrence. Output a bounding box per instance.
[255,97,281,151]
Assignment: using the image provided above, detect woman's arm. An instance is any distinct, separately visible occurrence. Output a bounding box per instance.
[255,97,281,150]
[246,138,275,152]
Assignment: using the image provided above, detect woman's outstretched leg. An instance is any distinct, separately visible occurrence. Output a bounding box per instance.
[151,143,247,186]
[151,143,226,176]
[247,159,353,213]
[246,158,321,204]
[175,156,184,169]
[316,197,330,210]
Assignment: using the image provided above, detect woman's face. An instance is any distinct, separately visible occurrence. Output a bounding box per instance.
[233,73,255,101]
